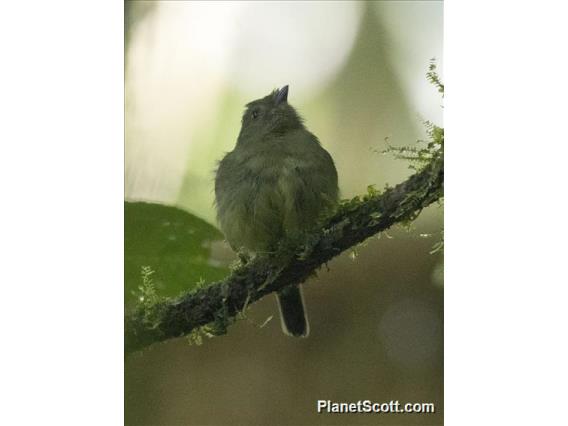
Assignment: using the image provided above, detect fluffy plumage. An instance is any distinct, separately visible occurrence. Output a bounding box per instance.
[214,86,338,336]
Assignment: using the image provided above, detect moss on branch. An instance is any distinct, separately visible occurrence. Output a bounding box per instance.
[125,136,443,354]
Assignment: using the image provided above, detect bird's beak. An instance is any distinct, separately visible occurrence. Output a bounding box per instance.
[275,85,289,105]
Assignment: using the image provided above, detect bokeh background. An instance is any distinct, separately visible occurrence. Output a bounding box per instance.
[125,1,444,425]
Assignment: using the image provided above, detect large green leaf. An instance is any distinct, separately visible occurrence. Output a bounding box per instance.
[124,202,229,307]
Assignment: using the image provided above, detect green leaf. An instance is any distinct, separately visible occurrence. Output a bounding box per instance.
[124,202,229,307]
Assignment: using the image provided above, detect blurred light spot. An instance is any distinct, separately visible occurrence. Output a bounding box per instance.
[378,299,442,371]
[431,261,444,287]
[373,2,444,126]
[125,2,240,204]
[229,2,363,98]
[207,259,223,268]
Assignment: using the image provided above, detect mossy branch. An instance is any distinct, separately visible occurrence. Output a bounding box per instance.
[125,142,443,354]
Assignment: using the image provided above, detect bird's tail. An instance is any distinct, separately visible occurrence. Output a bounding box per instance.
[276,285,309,337]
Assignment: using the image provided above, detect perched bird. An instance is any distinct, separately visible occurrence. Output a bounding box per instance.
[214,85,338,337]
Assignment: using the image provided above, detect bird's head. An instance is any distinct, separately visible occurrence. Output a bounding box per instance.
[236,85,304,146]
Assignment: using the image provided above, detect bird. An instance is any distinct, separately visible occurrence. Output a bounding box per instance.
[214,85,338,337]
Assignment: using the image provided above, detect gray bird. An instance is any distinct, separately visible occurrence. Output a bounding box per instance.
[214,85,338,337]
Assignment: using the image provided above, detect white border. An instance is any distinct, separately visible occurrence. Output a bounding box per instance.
[2,1,568,424]
[446,1,568,424]
[0,2,123,424]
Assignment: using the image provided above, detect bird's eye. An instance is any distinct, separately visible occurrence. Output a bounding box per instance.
[251,110,259,119]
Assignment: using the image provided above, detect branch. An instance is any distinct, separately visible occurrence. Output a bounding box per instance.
[125,154,443,354]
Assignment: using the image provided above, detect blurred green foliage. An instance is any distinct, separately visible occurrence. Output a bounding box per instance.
[124,202,228,308]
